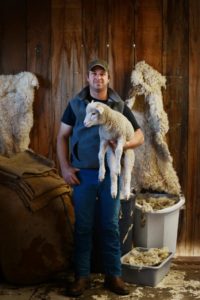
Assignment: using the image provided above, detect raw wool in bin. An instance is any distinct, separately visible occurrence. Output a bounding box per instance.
[0,72,39,156]
[136,195,177,227]
[126,61,181,195]
[123,247,170,267]
[136,196,177,213]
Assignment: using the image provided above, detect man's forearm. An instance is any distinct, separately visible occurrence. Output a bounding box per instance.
[124,128,144,150]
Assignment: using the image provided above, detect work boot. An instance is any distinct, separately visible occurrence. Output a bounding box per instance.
[104,275,130,295]
[66,277,91,297]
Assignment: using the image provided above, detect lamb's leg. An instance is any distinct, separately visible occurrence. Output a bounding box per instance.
[107,148,118,198]
[120,150,135,200]
[98,140,108,181]
[114,138,124,175]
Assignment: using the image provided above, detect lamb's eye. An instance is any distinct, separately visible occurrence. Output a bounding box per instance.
[91,112,96,116]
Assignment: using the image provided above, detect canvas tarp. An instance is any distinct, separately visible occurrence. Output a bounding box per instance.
[0,150,74,284]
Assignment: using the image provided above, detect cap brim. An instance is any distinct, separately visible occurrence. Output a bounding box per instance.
[90,64,107,71]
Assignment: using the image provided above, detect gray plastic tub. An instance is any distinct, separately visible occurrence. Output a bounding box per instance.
[121,248,173,287]
[133,194,185,254]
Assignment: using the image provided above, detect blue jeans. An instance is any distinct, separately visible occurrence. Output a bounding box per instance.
[73,169,121,277]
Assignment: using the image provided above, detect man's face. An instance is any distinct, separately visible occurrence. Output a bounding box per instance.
[87,66,109,92]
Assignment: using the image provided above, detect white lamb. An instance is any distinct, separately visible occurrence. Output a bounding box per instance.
[84,101,135,199]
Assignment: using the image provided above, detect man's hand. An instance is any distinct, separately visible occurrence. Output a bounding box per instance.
[61,166,80,186]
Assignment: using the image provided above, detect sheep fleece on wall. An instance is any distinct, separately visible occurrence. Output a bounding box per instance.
[126,61,181,195]
[0,72,39,156]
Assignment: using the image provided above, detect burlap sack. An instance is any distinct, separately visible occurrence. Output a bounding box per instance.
[0,151,74,284]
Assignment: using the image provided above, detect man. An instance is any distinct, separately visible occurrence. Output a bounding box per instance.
[57,59,144,297]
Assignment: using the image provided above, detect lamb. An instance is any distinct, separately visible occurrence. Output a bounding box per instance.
[84,101,135,199]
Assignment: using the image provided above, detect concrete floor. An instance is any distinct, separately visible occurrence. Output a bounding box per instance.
[0,258,200,300]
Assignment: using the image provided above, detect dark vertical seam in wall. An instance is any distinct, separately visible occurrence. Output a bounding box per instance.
[161,0,164,75]
[187,0,190,150]
[81,0,84,87]
[106,0,108,62]
[133,0,136,65]
[25,0,28,70]
[107,0,109,64]
[49,0,53,157]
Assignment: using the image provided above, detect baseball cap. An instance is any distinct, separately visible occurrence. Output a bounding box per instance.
[88,59,109,72]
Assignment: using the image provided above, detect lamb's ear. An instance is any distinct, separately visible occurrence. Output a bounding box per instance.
[96,104,104,115]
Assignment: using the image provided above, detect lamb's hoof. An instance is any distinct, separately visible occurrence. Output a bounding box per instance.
[115,166,121,175]
[120,191,130,200]
[111,191,117,199]
[98,175,105,182]
[119,191,125,200]
[124,191,131,200]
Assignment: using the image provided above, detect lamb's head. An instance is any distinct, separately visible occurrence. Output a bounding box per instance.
[84,101,106,128]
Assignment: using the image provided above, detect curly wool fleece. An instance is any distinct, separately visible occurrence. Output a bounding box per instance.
[0,72,39,156]
[126,61,181,195]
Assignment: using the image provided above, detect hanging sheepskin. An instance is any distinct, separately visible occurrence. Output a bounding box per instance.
[0,72,39,156]
[126,61,181,195]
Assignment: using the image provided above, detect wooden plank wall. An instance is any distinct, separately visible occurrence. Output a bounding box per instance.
[188,0,200,256]
[0,0,199,256]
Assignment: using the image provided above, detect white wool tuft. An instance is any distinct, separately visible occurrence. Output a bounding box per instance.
[0,72,39,156]
[131,60,166,96]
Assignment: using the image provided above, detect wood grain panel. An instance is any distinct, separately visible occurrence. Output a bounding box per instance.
[188,0,200,256]
[64,0,83,98]
[162,0,189,255]
[134,0,163,71]
[0,0,200,256]
[108,0,135,99]
[82,0,108,80]
[51,0,82,163]
[51,0,67,163]
[0,0,26,73]
[27,0,52,158]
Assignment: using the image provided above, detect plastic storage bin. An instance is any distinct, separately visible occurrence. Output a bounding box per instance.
[121,247,173,286]
[133,194,185,254]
